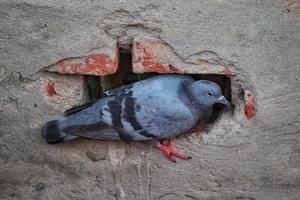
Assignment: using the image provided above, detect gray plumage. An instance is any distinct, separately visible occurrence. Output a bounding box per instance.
[42,74,230,143]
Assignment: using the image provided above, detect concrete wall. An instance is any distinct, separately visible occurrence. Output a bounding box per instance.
[0,0,300,199]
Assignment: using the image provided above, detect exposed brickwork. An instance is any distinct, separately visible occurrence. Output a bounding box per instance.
[43,79,57,98]
[43,37,254,121]
[132,36,236,75]
[244,90,256,120]
[46,46,119,76]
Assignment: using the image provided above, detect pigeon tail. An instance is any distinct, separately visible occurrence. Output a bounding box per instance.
[42,120,79,143]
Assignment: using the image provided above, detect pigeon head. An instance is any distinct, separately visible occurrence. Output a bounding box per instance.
[187,80,231,108]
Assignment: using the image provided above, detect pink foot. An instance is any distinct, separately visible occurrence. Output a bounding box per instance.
[155,138,191,162]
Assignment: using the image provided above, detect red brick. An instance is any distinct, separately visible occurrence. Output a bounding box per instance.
[46,43,118,76]
[132,36,235,75]
[244,90,256,120]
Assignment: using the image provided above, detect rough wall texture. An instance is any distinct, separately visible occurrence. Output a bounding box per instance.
[1,0,300,200]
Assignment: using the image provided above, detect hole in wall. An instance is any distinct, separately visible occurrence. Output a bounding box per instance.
[99,48,132,96]
[95,48,232,102]
[83,75,101,102]
[83,47,233,129]
[84,47,233,105]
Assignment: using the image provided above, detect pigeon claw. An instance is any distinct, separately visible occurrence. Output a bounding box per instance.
[155,138,190,162]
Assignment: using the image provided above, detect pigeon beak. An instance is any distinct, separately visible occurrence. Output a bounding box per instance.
[218,96,231,107]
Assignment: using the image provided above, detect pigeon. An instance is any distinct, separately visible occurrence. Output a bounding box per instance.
[42,74,230,162]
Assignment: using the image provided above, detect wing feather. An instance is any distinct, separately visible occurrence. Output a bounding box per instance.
[101,85,160,140]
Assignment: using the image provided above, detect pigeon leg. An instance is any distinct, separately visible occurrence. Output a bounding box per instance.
[155,138,191,162]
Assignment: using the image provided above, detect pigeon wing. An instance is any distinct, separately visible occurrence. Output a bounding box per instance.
[101,85,161,141]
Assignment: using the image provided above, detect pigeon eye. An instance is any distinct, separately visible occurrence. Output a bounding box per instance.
[207,91,213,96]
